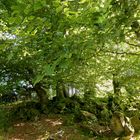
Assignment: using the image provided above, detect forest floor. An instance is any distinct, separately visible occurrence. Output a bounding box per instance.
[6,115,93,140]
[1,100,140,140]
[0,113,140,140]
[3,114,111,140]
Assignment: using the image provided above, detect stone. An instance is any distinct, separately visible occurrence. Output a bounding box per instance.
[131,116,140,132]
[110,112,124,136]
[110,112,134,137]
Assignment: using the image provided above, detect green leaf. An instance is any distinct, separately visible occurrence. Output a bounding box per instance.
[33,74,44,86]
[56,6,63,13]
[34,1,43,11]
[42,64,55,76]
[60,60,69,69]
[8,17,16,24]
[24,4,32,15]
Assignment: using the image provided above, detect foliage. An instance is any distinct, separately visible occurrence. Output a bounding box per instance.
[0,109,11,132]
[0,0,140,93]
[11,101,41,121]
[0,0,140,138]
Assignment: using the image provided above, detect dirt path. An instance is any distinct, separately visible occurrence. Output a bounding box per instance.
[8,115,93,140]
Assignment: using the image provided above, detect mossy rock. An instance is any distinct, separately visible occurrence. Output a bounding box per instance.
[110,112,134,137]
[81,110,97,122]
[110,113,124,136]
[131,116,140,132]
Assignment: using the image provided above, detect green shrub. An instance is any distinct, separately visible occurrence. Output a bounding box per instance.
[63,114,75,125]
[0,109,11,131]
[11,101,41,121]
[65,98,81,114]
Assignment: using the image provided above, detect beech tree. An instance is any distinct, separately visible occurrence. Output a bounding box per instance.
[0,0,140,106]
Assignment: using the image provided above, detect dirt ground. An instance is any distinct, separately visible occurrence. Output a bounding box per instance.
[7,115,94,140]
[3,114,139,140]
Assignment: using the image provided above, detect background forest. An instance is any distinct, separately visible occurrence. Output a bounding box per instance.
[0,0,140,139]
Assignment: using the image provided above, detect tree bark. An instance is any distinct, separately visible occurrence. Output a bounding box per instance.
[113,74,121,95]
[34,82,48,107]
[56,81,69,100]
[56,82,65,100]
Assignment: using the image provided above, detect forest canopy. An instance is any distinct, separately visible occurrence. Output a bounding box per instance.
[0,0,140,97]
[0,0,140,139]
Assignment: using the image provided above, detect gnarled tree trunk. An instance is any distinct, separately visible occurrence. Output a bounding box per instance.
[113,74,121,95]
[34,82,48,108]
[56,80,70,100]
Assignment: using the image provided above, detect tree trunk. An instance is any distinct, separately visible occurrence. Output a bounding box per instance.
[113,74,121,95]
[56,81,69,100]
[34,83,48,108]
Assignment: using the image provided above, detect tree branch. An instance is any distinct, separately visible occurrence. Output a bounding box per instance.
[125,41,140,47]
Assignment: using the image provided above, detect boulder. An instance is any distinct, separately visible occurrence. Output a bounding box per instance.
[110,112,134,137]
[110,112,125,136]
[81,110,97,121]
[131,115,140,132]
